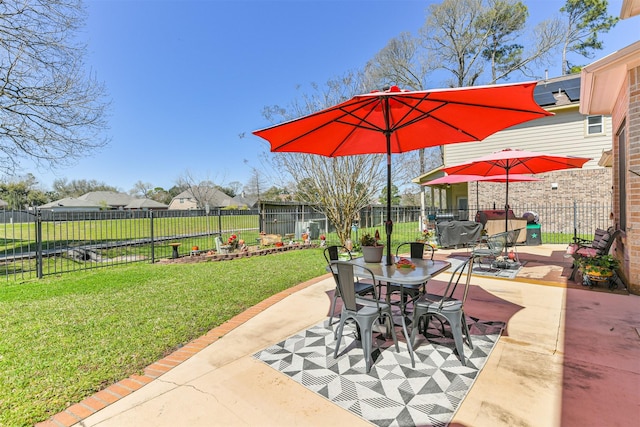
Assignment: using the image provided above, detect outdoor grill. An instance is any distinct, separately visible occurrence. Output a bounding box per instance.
[436,220,482,248]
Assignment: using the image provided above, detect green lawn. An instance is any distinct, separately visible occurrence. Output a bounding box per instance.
[0,248,327,426]
[0,214,260,253]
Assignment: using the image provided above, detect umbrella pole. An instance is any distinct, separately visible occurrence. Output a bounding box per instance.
[505,173,509,232]
[504,168,510,255]
[385,135,393,266]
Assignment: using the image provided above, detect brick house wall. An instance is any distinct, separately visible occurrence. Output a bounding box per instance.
[467,168,612,235]
[614,66,640,294]
[472,169,612,208]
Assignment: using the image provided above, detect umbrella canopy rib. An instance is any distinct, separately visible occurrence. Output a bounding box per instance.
[253,84,553,265]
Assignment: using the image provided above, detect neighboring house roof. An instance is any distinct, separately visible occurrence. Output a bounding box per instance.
[411,166,447,185]
[0,199,8,209]
[39,198,102,209]
[124,199,168,209]
[44,192,166,210]
[234,194,259,208]
[169,187,247,209]
[78,191,135,208]
[580,40,640,115]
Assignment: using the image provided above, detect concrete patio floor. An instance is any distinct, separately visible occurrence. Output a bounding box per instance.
[42,244,639,427]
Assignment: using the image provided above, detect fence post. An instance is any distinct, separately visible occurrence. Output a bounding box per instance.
[217,208,222,236]
[36,209,43,279]
[150,210,155,263]
[573,201,578,241]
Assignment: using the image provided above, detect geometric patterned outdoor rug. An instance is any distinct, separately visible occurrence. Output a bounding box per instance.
[254,317,504,427]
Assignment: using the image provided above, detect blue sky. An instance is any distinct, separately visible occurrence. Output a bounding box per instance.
[24,0,637,193]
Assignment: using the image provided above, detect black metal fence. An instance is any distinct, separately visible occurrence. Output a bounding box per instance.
[0,201,612,281]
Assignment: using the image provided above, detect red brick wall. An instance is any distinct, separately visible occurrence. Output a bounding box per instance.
[617,65,640,294]
[469,168,612,227]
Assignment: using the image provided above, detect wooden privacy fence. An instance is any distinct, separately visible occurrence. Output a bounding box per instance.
[0,202,612,280]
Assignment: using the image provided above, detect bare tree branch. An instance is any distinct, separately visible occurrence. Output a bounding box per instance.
[261,71,389,244]
[0,0,110,173]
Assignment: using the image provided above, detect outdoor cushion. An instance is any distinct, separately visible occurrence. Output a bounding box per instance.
[576,247,598,257]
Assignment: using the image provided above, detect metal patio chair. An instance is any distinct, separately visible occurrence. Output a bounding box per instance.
[385,242,435,310]
[471,231,508,271]
[410,254,479,366]
[323,245,375,328]
[331,261,400,373]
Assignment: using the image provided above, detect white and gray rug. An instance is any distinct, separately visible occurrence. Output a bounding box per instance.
[254,317,504,427]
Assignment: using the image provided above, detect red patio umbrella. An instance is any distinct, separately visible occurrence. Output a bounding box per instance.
[253,83,552,265]
[442,148,591,233]
[425,174,542,185]
[424,174,542,212]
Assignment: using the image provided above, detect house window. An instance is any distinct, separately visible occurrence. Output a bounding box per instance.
[179,198,184,203]
[586,115,604,135]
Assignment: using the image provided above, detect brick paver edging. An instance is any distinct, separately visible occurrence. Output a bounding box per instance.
[35,273,332,427]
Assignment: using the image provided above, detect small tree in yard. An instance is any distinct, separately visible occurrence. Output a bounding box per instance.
[276,153,384,246]
[261,71,386,245]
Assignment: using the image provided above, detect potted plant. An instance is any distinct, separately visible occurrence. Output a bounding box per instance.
[360,231,383,263]
[418,228,437,248]
[578,254,620,283]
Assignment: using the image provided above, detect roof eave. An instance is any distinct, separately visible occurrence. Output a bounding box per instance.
[580,41,640,115]
[621,0,640,18]
[412,166,446,185]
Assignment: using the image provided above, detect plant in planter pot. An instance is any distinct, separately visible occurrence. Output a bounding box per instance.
[578,254,620,283]
[360,231,383,263]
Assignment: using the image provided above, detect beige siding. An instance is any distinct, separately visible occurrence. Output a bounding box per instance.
[443,107,613,171]
[168,198,198,210]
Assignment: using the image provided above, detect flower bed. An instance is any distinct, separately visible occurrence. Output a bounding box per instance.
[158,243,319,264]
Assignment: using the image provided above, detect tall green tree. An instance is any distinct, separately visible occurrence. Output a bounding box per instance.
[478,0,528,83]
[262,186,290,202]
[0,0,110,174]
[51,178,118,199]
[477,0,564,82]
[420,0,562,86]
[559,0,618,75]
[378,185,401,206]
[0,174,48,209]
